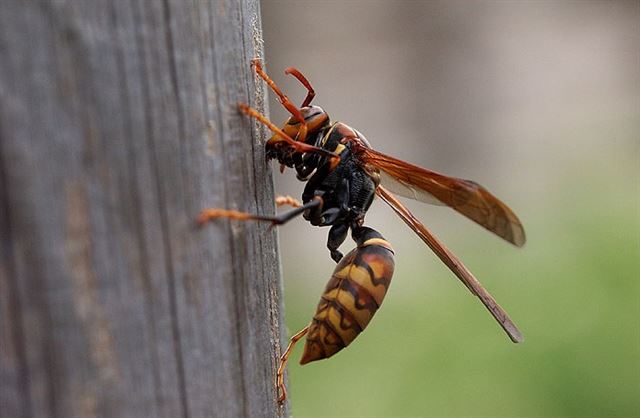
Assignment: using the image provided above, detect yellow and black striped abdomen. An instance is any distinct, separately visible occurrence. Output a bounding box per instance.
[300,232,395,364]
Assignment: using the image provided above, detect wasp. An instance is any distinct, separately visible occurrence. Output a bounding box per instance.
[198,60,526,403]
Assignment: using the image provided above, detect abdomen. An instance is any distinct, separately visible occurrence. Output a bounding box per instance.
[300,230,395,364]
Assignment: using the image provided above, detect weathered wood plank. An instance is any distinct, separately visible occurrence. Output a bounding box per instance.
[0,0,286,417]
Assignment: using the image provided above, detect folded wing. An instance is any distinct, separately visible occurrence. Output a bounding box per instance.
[353,145,526,247]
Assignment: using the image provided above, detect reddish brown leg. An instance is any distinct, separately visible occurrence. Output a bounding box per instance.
[276,326,309,404]
[238,102,338,161]
[198,198,321,229]
[197,208,266,225]
[284,67,315,107]
[275,195,302,208]
[251,59,308,143]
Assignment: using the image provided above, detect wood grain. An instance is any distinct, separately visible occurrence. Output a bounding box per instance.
[0,1,286,417]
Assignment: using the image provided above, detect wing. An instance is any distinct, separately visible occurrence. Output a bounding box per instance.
[376,186,523,343]
[352,144,526,247]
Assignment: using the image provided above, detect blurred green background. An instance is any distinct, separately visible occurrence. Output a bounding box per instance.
[262,1,639,416]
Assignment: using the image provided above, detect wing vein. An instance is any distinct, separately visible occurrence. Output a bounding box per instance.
[350,143,526,246]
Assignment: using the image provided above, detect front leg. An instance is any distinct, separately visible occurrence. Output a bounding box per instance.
[238,103,338,161]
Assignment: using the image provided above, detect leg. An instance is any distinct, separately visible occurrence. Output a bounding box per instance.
[251,59,308,142]
[276,326,309,403]
[275,195,302,208]
[327,223,349,262]
[307,177,350,227]
[284,66,315,107]
[198,197,321,228]
[238,103,338,161]
[301,191,326,226]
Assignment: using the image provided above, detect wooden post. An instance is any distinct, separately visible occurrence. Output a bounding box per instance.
[0,1,286,417]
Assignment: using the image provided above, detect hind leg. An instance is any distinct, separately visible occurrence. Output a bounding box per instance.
[276,326,309,403]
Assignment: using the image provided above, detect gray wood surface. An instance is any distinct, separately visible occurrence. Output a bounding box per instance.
[0,1,287,417]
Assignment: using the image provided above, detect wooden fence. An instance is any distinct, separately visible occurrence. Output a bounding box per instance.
[0,1,286,416]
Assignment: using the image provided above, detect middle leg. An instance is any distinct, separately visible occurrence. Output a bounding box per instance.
[198,197,322,228]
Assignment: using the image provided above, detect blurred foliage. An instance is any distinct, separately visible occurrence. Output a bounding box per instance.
[280,154,639,417]
[262,2,639,415]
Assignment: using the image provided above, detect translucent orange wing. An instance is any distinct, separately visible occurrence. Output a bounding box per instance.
[376,186,523,343]
[352,144,526,247]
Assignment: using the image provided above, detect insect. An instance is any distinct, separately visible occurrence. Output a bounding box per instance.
[198,59,526,403]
